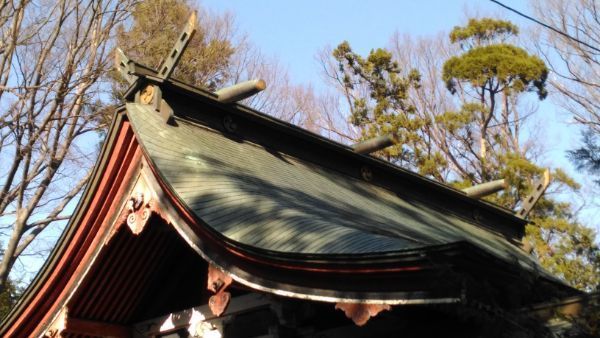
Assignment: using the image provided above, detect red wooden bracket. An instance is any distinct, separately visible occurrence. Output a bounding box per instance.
[208,291,231,317]
[335,302,391,326]
[207,265,233,316]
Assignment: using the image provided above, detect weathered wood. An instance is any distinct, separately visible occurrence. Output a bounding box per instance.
[158,12,197,80]
[160,99,175,125]
[216,79,266,103]
[351,134,399,154]
[114,48,137,85]
[462,179,506,199]
[127,61,159,79]
[516,169,550,219]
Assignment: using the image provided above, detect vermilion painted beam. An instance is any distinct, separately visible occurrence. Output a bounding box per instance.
[4,118,143,337]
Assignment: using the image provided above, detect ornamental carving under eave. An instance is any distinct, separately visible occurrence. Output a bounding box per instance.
[107,174,159,244]
[125,190,153,235]
[207,265,233,316]
[335,302,391,326]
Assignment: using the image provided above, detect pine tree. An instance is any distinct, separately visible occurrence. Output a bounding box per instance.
[568,131,600,186]
[442,19,599,290]
[331,42,447,178]
[0,278,20,320]
[328,18,600,290]
[115,0,236,92]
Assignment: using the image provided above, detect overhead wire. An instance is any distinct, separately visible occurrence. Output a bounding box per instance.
[489,0,600,54]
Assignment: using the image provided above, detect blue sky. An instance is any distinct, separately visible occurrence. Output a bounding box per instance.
[199,0,520,83]
[198,0,598,224]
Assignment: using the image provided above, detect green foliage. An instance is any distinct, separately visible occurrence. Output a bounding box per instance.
[444,18,545,101]
[0,277,20,320]
[450,18,519,48]
[470,151,600,291]
[434,103,480,133]
[443,44,548,99]
[332,42,446,176]
[489,156,599,291]
[526,218,600,291]
[442,18,549,182]
[442,18,598,291]
[115,0,235,90]
[568,130,600,186]
[331,17,599,291]
[417,151,447,178]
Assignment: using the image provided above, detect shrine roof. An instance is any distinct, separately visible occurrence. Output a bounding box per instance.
[124,82,542,275]
[0,72,575,338]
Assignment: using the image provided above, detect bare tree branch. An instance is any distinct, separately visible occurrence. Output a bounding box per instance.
[0,0,136,293]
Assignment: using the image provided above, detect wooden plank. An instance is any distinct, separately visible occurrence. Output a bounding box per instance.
[516,169,550,219]
[115,48,137,85]
[527,293,599,321]
[215,79,266,103]
[158,12,197,80]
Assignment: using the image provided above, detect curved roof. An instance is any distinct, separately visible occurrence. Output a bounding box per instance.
[126,102,539,271]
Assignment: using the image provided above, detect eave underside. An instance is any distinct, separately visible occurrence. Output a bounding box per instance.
[27,213,575,338]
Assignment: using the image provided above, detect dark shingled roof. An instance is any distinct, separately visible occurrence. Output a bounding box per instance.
[126,102,547,275]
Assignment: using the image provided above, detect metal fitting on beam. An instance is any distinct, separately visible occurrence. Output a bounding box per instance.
[462,179,507,199]
[351,134,400,154]
[216,79,266,103]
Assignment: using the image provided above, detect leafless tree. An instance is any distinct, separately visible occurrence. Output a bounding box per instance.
[527,0,600,227]
[530,0,600,133]
[315,45,373,144]
[0,0,136,293]
[389,32,460,181]
[228,39,321,133]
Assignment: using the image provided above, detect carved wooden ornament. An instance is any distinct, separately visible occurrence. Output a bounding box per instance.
[335,302,391,326]
[207,265,233,316]
[124,190,153,235]
[108,175,158,244]
[140,85,155,105]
